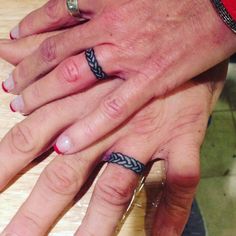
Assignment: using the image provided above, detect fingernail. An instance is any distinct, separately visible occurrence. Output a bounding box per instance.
[2,74,14,93]
[53,144,62,155]
[55,135,72,154]
[9,32,15,40]
[10,25,19,39]
[10,95,24,113]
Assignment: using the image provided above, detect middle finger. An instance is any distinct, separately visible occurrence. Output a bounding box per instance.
[0,80,120,190]
[4,19,107,95]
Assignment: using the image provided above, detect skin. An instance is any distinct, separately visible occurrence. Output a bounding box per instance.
[9,0,127,38]
[3,0,236,156]
[0,34,228,235]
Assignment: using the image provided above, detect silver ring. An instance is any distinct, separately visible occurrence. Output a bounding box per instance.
[66,0,80,17]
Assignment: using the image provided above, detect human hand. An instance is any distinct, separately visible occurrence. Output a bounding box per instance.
[2,0,235,155]
[1,34,228,235]
[9,0,125,39]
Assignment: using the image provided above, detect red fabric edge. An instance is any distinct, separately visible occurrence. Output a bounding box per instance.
[222,0,236,20]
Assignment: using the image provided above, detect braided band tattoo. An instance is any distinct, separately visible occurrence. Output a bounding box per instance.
[85,48,108,80]
[108,152,145,175]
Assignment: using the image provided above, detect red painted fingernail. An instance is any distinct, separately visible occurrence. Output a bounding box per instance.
[53,144,62,155]
[9,32,15,40]
[10,25,19,39]
[9,103,16,112]
[2,82,9,93]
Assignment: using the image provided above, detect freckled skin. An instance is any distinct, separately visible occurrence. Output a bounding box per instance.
[0,33,228,235]
[45,0,60,20]
[39,38,57,63]
[3,0,235,119]
[0,0,233,234]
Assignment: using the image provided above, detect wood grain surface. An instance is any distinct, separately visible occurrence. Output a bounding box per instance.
[0,1,164,235]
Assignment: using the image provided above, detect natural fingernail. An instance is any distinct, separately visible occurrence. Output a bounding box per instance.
[10,95,24,113]
[10,25,19,39]
[2,74,14,93]
[55,135,72,154]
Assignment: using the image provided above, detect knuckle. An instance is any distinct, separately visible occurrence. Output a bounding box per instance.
[43,159,79,195]
[45,0,62,24]
[9,123,36,154]
[0,161,10,190]
[39,37,57,63]
[169,165,200,191]
[58,57,80,83]
[164,157,200,218]
[94,172,136,207]
[18,209,42,230]
[100,95,126,120]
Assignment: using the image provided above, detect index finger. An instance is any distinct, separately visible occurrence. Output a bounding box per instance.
[0,80,120,190]
[54,73,156,154]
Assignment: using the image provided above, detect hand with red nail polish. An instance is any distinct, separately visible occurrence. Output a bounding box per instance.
[0,38,227,235]
[0,1,232,235]
[1,0,235,158]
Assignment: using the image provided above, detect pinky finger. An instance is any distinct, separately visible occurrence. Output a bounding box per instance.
[152,135,201,236]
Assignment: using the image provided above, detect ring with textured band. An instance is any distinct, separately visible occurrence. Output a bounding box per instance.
[66,0,81,17]
[107,152,145,175]
[85,48,108,80]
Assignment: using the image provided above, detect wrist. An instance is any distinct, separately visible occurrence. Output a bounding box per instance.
[203,0,236,56]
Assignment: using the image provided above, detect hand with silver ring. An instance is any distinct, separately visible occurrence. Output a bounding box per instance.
[1,0,236,157]
[66,0,81,17]
[9,0,126,39]
[0,34,228,235]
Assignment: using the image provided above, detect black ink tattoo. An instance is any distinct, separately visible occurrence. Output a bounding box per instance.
[85,48,108,80]
[107,152,145,174]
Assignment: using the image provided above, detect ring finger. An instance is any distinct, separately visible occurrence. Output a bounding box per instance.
[10,45,119,114]
[76,134,158,236]
[0,80,120,190]
[4,20,109,95]
[2,131,157,235]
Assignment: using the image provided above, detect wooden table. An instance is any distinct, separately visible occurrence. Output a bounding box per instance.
[0,1,164,235]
